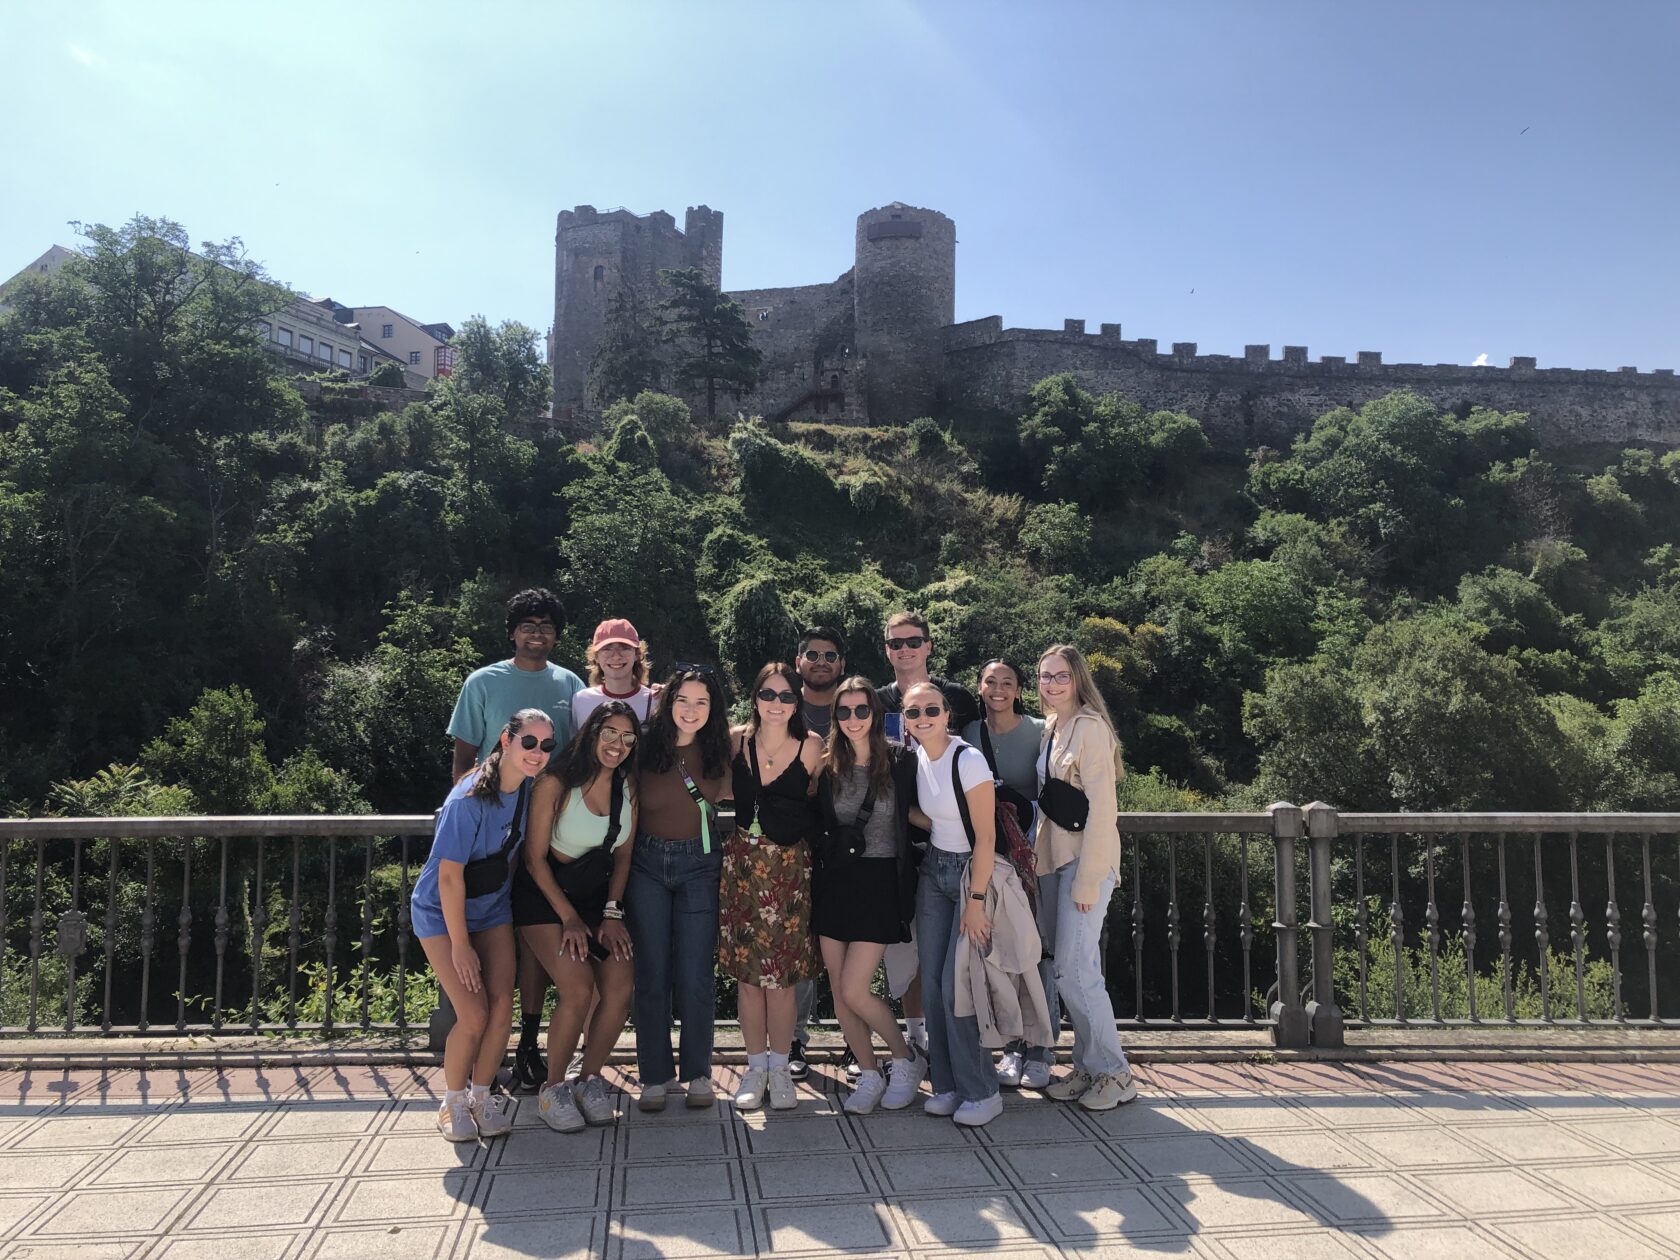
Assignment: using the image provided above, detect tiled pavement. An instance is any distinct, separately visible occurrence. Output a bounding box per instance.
[2,1059,1680,1257]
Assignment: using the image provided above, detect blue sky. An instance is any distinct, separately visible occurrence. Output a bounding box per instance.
[3,1,1676,372]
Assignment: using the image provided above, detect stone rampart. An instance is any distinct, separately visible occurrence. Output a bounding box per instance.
[941,324,1680,447]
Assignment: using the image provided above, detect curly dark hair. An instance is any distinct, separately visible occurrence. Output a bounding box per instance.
[504,588,563,639]
[641,667,731,780]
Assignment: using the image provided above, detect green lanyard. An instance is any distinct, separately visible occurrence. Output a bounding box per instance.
[678,759,715,853]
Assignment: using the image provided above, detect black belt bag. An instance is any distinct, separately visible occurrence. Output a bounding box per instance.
[460,779,531,898]
[1038,740,1089,832]
[547,770,627,898]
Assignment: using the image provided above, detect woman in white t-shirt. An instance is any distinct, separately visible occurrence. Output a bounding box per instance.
[571,618,657,728]
[905,681,1003,1127]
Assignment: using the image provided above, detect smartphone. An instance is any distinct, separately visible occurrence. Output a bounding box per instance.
[883,711,903,744]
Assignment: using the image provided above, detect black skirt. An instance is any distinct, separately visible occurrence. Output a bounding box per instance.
[811,856,909,945]
[511,850,613,960]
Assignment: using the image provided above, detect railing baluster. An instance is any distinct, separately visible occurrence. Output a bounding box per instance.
[212,838,229,1029]
[1642,833,1658,1021]
[397,835,412,1033]
[250,838,267,1032]
[1606,834,1624,1022]
[1202,834,1216,1020]
[287,837,301,1030]
[28,840,44,1032]
[1239,834,1254,1023]
[1130,841,1143,1022]
[1497,835,1514,1022]
[61,837,85,1031]
[0,840,9,1021]
[1569,832,1586,1022]
[322,836,338,1032]
[1355,834,1369,1022]
[102,839,119,1034]
[1389,835,1405,1022]
[1166,835,1181,1022]
[176,840,193,1032]
[138,840,156,1032]
[1424,834,1441,1024]
[1534,833,1551,1023]
[360,837,375,1031]
[1461,833,1478,1023]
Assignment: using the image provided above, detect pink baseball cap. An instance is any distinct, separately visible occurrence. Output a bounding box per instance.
[591,618,641,650]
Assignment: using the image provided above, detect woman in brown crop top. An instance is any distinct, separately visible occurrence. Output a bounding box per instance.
[626,666,732,1114]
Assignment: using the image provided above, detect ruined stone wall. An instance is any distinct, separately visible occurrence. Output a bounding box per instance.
[726,274,856,422]
[941,322,1680,448]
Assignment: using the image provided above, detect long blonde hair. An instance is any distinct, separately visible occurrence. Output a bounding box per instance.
[1040,644,1124,774]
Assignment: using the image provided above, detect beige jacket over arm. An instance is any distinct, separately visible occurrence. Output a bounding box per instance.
[952,857,1054,1049]
[1034,707,1125,906]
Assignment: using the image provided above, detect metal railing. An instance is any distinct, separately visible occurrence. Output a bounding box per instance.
[0,806,1676,1047]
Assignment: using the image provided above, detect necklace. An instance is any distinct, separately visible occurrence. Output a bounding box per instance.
[758,733,796,771]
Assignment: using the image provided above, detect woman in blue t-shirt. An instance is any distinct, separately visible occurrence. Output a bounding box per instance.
[412,706,554,1143]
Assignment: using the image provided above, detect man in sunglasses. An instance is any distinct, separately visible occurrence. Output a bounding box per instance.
[795,625,847,740]
[875,611,980,742]
[446,587,587,1092]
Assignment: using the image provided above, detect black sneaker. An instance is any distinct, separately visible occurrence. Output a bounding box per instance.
[788,1038,809,1082]
[514,1041,546,1094]
[842,1048,861,1082]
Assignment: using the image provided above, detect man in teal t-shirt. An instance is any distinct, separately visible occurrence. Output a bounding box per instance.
[447,588,585,782]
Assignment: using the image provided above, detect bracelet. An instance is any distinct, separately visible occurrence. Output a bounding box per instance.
[604,900,622,912]
[969,892,986,903]
[602,907,626,920]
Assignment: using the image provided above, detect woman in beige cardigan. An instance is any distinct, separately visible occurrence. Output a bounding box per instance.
[1035,644,1139,1111]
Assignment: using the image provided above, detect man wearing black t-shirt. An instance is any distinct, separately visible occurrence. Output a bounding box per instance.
[875,611,980,739]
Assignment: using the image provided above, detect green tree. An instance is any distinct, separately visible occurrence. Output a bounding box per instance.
[443,316,550,421]
[1021,500,1091,574]
[659,267,762,427]
[589,287,663,406]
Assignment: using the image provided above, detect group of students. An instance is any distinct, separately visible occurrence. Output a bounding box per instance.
[412,591,1135,1142]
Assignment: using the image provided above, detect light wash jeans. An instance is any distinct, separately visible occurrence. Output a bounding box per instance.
[792,978,815,1045]
[1007,869,1063,1065]
[1051,865,1129,1077]
[916,847,999,1104]
[627,834,723,1085]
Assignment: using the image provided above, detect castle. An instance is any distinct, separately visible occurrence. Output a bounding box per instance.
[551,202,1680,448]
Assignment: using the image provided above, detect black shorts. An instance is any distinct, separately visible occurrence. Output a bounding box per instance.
[811,856,909,945]
[511,851,613,962]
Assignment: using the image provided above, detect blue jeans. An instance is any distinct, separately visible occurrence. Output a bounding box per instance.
[627,834,723,1085]
[1052,865,1128,1077]
[1008,869,1063,1065]
[916,848,1000,1104]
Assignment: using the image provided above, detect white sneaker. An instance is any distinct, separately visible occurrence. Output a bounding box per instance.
[574,1075,616,1126]
[473,1090,513,1138]
[735,1067,768,1110]
[767,1065,797,1110]
[685,1077,715,1109]
[537,1082,585,1133]
[437,1095,477,1142]
[995,1050,1024,1087]
[1046,1070,1094,1102]
[923,1090,960,1117]
[881,1046,928,1110]
[638,1078,677,1113]
[1019,1058,1052,1090]
[1078,1069,1139,1111]
[843,1069,887,1114]
[954,1092,1004,1126]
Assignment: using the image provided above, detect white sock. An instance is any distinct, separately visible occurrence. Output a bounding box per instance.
[444,1086,468,1104]
[747,1052,769,1071]
[767,1051,790,1071]
[905,1017,926,1043]
[469,1083,489,1105]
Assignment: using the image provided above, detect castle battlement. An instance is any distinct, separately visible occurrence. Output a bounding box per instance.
[553,201,1680,446]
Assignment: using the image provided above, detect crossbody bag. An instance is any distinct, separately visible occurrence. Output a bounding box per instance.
[460,779,532,898]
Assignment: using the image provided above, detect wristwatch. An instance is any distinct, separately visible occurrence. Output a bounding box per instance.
[969,892,986,902]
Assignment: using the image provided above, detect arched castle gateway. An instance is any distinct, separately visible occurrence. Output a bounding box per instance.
[551,202,1680,447]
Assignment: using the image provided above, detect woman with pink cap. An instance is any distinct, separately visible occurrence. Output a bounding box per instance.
[573,619,657,727]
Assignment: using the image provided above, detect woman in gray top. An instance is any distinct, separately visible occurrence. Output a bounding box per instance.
[813,676,929,1114]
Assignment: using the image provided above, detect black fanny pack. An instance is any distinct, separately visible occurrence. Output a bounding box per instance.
[460,779,531,898]
[548,771,627,895]
[824,780,878,870]
[1037,739,1089,832]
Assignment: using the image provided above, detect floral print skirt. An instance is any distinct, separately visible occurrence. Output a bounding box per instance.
[718,829,820,988]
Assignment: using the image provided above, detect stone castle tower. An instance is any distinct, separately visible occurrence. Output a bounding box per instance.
[551,201,1680,448]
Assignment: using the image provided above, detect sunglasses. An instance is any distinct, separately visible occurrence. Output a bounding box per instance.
[835,703,872,721]
[599,729,637,747]
[903,703,943,720]
[756,687,798,705]
[801,649,840,663]
[517,735,558,752]
[885,635,926,651]
[673,661,718,678]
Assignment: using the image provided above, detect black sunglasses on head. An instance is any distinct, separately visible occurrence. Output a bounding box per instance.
[517,735,558,752]
[756,687,798,705]
[885,635,927,651]
[673,661,718,678]
[834,703,871,721]
[903,703,943,720]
